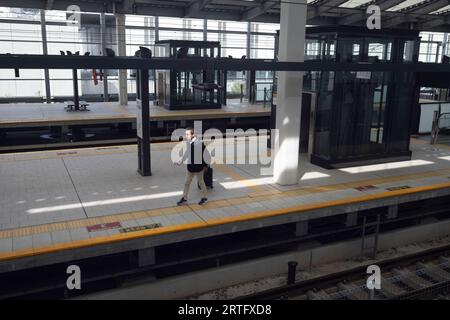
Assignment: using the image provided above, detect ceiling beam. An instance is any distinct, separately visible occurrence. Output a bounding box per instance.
[339,0,406,25]
[377,0,409,11]
[120,0,135,14]
[184,0,212,18]
[419,15,450,31]
[2,0,442,27]
[379,0,450,28]
[403,0,450,14]
[242,0,278,21]
[309,0,348,19]
[1,0,109,13]
[382,14,416,28]
[46,0,54,10]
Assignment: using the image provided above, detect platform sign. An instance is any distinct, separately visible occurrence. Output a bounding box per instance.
[136,98,143,138]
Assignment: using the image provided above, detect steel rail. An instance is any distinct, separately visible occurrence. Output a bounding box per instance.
[236,244,450,300]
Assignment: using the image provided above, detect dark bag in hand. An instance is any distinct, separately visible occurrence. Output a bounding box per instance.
[198,166,213,189]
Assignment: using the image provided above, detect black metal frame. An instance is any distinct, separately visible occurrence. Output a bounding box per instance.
[154,40,225,110]
[136,68,151,176]
[3,54,450,72]
[301,26,422,168]
[1,53,450,176]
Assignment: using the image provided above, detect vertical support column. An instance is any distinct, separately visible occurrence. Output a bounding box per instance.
[372,213,381,259]
[72,69,79,110]
[40,9,51,103]
[100,12,109,102]
[360,215,367,259]
[116,13,128,106]
[442,33,448,61]
[387,204,398,220]
[346,212,358,227]
[136,68,152,176]
[203,19,208,57]
[203,19,207,41]
[248,70,256,103]
[145,16,157,99]
[295,220,308,237]
[273,0,307,186]
[144,17,150,44]
[154,16,159,42]
[246,21,251,99]
[137,247,155,267]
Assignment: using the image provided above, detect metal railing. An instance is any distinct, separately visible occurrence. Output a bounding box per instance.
[250,82,272,107]
[431,111,450,144]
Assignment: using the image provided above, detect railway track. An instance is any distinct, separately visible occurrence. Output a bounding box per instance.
[237,244,450,300]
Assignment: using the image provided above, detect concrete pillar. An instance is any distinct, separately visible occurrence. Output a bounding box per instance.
[273,0,307,185]
[155,16,159,42]
[442,33,448,61]
[295,220,308,237]
[40,10,51,103]
[203,19,207,56]
[137,247,155,267]
[100,13,109,102]
[116,13,128,106]
[144,17,150,45]
[246,22,251,99]
[387,205,398,220]
[203,19,207,41]
[346,212,358,227]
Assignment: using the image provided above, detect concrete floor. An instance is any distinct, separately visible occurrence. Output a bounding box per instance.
[0,100,270,128]
[0,137,449,257]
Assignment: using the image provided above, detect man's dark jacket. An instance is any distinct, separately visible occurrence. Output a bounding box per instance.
[184,139,210,173]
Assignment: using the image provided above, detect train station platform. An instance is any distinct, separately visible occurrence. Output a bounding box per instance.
[0,100,270,129]
[0,99,439,129]
[0,137,450,273]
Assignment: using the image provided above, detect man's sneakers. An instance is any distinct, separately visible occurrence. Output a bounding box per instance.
[177,197,208,206]
[177,197,187,206]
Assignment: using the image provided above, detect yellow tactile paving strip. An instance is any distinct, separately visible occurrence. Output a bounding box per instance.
[0,205,193,240]
[280,168,450,193]
[0,166,449,240]
[0,138,449,261]
[1,142,450,238]
[1,180,449,262]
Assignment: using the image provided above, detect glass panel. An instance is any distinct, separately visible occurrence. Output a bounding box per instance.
[313,71,334,159]
[368,42,391,62]
[207,20,247,32]
[227,71,246,97]
[388,72,415,153]
[250,49,274,59]
[250,22,278,34]
[419,41,440,63]
[338,37,363,62]
[305,38,321,60]
[403,40,415,62]
[0,7,40,21]
[0,80,45,97]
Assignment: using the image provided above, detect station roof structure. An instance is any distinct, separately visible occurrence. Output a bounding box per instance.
[2,0,450,32]
[1,0,450,32]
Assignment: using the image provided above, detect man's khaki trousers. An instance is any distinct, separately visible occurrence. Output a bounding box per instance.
[183,169,207,199]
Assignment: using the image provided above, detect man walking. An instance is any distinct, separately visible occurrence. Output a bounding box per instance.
[176,127,209,206]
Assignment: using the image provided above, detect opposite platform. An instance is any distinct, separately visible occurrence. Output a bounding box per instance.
[0,100,270,128]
